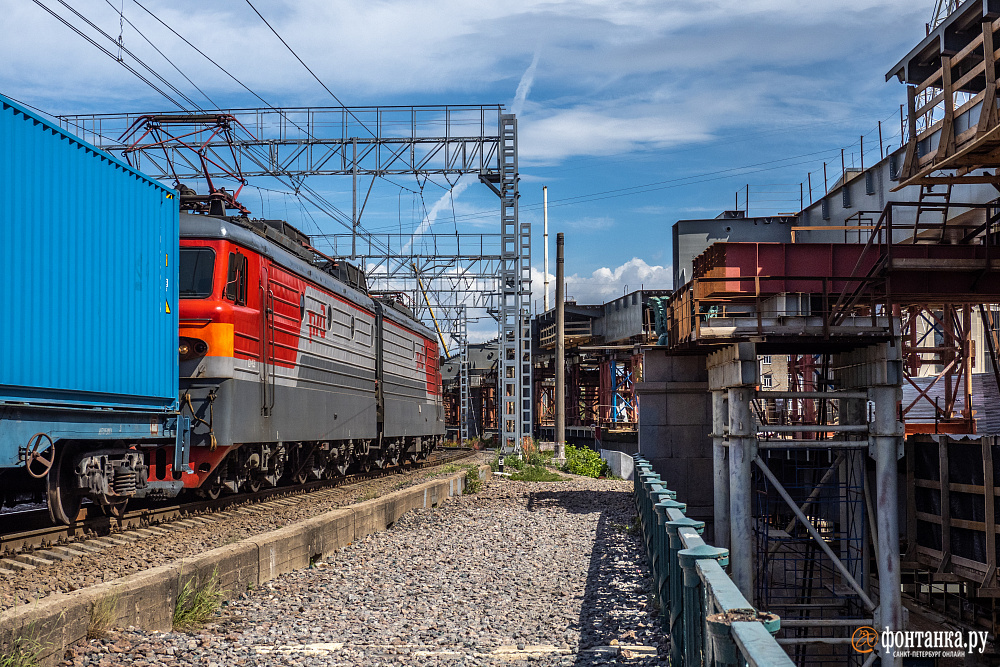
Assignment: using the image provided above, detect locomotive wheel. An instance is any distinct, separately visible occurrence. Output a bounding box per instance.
[333,455,351,478]
[243,476,261,493]
[200,474,224,500]
[47,443,81,525]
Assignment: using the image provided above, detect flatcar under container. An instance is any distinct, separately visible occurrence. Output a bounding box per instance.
[0,93,185,522]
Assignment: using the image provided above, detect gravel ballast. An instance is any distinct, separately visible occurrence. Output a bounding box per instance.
[61,475,664,666]
[0,457,480,613]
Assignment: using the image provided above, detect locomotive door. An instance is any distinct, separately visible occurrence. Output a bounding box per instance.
[374,302,384,442]
[260,265,276,417]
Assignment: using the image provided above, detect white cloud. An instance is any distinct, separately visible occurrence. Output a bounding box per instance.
[532,257,672,308]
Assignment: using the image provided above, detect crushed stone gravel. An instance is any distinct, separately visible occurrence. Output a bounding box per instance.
[0,456,483,613]
[60,475,665,666]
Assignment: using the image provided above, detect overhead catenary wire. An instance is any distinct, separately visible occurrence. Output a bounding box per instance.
[30,0,186,110]
[103,0,219,109]
[128,0,405,253]
[242,0,375,138]
[38,0,393,257]
[52,0,206,111]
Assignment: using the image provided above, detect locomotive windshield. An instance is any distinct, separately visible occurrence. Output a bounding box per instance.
[179,247,216,298]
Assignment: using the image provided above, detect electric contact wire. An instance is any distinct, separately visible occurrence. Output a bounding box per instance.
[130,0,397,251]
[30,0,186,110]
[40,0,391,254]
[52,0,204,111]
[103,0,219,110]
[242,0,375,138]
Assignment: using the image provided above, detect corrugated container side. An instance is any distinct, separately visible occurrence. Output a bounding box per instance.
[0,95,178,410]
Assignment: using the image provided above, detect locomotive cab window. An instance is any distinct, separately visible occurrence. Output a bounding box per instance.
[179,247,216,299]
[224,252,248,305]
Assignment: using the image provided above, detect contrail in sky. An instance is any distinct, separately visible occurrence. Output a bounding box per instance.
[512,52,540,116]
[404,52,539,254]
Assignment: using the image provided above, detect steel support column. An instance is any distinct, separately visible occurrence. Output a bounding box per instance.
[712,390,730,550]
[457,306,470,445]
[729,385,755,600]
[872,384,903,666]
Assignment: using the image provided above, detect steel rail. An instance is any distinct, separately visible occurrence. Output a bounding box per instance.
[0,448,475,554]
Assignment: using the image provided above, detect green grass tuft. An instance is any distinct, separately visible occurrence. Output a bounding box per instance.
[463,465,482,493]
[173,569,224,631]
[0,625,44,667]
[510,465,564,482]
[88,591,120,639]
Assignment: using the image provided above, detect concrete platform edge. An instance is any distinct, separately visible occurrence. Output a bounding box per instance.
[0,461,491,666]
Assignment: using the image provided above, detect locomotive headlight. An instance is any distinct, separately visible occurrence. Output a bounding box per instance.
[179,337,208,361]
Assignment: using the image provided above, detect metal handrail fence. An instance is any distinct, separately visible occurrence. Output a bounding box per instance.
[633,455,793,667]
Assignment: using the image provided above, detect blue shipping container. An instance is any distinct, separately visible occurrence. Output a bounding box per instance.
[0,94,178,410]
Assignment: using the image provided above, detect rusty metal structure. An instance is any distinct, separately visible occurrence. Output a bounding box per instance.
[632,4,1000,663]
[533,290,667,449]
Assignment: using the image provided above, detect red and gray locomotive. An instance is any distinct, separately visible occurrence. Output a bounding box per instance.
[160,211,445,502]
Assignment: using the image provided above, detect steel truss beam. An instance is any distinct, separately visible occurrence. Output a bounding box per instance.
[58,105,505,178]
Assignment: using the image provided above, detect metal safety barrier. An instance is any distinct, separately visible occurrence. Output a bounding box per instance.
[633,455,794,667]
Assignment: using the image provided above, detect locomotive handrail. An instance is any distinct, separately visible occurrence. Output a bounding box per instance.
[633,455,792,667]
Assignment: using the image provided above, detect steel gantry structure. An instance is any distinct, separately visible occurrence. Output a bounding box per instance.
[59,105,531,452]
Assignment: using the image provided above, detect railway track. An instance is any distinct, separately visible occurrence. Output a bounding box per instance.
[0,448,477,557]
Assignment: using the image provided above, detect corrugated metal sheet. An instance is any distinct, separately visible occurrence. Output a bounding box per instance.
[903,373,1000,434]
[0,94,178,410]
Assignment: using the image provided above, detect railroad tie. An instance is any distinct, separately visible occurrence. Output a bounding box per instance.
[0,558,33,572]
[47,545,91,558]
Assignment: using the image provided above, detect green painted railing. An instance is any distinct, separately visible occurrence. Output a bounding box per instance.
[633,455,794,667]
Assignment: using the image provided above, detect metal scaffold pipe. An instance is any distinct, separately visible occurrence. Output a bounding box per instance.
[555,232,566,461]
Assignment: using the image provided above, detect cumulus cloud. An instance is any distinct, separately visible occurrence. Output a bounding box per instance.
[532,257,672,309]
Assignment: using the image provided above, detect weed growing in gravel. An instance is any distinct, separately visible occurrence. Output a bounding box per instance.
[489,454,524,472]
[0,622,45,667]
[358,489,379,502]
[173,568,224,631]
[509,465,563,482]
[87,591,120,639]
[562,445,612,479]
[463,466,482,493]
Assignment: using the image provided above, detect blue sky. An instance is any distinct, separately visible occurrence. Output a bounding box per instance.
[1,0,930,316]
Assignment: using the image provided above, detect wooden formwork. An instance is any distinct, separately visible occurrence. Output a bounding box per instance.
[906,434,1000,595]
